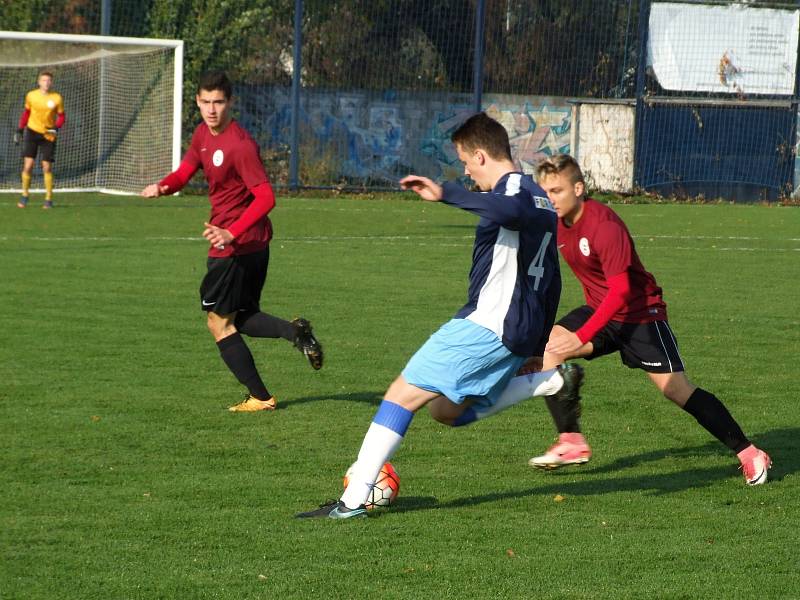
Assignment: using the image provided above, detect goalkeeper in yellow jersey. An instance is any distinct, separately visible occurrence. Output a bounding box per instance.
[16,71,65,209]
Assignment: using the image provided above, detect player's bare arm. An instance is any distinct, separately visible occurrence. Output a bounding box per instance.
[400,175,443,201]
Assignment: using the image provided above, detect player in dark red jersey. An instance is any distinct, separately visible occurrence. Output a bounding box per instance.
[141,71,323,412]
[530,154,770,485]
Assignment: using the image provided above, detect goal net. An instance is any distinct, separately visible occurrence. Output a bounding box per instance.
[0,31,183,195]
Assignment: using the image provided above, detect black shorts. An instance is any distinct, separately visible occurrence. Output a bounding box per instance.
[22,128,56,162]
[557,305,685,373]
[199,248,269,314]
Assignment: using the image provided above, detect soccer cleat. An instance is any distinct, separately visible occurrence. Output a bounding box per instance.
[291,317,323,370]
[17,196,28,208]
[554,362,584,414]
[228,394,277,412]
[42,200,53,209]
[738,445,771,486]
[528,432,592,470]
[295,500,367,519]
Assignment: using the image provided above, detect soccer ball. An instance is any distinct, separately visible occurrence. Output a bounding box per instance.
[343,461,400,509]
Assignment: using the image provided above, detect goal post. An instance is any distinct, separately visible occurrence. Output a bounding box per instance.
[0,31,183,195]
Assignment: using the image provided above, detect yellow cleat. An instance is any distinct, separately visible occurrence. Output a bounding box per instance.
[228,395,277,412]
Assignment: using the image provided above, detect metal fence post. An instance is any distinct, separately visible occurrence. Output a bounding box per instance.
[633,0,651,189]
[789,6,800,195]
[101,0,111,35]
[473,0,485,114]
[289,0,303,190]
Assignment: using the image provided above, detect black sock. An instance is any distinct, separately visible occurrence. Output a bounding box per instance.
[545,394,581,434]
[216,332,270,399]
[234,311,295,341]
[682,388,750,453]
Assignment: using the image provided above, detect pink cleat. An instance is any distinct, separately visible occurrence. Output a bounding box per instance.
[738,445,771,486]
[529,432,592,470]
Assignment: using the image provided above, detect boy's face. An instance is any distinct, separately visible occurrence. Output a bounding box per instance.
[539,171,585,223]
[456,143,492,191]
[196,88,232,131]
[38,75,53,93]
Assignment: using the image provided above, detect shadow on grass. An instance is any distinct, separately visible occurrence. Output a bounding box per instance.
[390,427,799,514]
[281,391,384,408]
[584,427,799,483]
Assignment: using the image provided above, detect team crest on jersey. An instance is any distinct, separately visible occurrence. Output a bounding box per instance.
[212,149,224,166]
[579,237,591,256]
[47,100,55,109]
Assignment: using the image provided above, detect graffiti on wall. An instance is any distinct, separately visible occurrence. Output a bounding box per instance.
[411,100,572,182]
[238,86,572,186]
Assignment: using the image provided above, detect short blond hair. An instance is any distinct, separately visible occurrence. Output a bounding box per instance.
[536,154,584,185]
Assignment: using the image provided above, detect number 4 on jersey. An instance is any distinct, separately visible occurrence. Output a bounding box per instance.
[527,232,552,291]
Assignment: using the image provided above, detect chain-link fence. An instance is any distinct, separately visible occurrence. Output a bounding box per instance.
[1,0,638,189]
[635,0,800,200]
[3,0,800,199]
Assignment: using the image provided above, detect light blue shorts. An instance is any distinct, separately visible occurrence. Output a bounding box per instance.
[402,318,526,406]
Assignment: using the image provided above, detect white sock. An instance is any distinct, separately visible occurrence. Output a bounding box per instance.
[473,368,563,421]
[340,422,404,509]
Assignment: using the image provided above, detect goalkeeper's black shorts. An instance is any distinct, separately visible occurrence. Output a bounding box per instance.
[22,128,56,162]
[199,247,269,315]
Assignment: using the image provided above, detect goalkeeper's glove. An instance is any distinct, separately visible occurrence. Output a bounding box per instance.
[13,128,22,145]
[46,128,58,136]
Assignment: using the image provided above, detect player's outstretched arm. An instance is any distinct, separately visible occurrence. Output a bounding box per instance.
[141,183,169,197]
[400,175,443,202]
[142,160,199,198]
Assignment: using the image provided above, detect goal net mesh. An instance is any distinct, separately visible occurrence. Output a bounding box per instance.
[0,37,177,194]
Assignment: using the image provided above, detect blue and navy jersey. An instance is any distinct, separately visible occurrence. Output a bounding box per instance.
[441,172,561,356]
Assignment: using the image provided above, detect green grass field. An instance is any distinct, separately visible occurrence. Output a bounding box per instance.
[1,192,798,599]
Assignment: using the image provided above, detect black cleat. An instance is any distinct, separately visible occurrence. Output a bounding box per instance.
[291,318,323,370]
[554,363,584,421]
[295,500,367,519]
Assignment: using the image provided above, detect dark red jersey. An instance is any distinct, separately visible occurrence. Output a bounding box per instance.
[183,120,273,257]
[558,198,667,323]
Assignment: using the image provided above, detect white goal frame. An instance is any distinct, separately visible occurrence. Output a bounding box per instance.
[0,31,183,195]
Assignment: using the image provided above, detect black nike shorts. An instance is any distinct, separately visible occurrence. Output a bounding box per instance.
[22,128,56,162]
[556,305,685,373]
[199,247,269,315]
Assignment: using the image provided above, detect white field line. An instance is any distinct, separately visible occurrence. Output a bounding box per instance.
[0,233,798,251]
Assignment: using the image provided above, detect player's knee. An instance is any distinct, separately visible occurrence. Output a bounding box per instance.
[427,400,461,427]
[206,313,225,338]
[658,375,694,405]
[206,319,218,337]
[433,414,458,427]
[428,409,456,426]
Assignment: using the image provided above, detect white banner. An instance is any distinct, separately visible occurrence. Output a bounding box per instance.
[648,2,799,95]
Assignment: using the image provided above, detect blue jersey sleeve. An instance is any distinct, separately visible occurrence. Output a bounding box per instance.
[440,182,529,230]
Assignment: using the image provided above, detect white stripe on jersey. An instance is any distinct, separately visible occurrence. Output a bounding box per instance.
[466,226,520,339]
[465,174,522,339]
[505,172,522,195]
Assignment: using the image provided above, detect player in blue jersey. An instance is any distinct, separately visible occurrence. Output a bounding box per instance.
[298,112,581,519]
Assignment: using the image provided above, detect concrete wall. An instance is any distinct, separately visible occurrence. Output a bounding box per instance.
[571,101,635,194]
